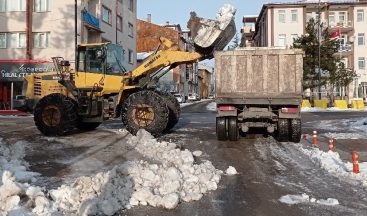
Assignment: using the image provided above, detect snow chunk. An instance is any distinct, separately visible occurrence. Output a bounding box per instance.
[279,193,339,206]
[226,166,238,175]
[317,198,340,206]
[279,193,310,205]
[193,151,203,157]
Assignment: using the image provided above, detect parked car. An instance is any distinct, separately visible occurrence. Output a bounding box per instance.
[188,93,198,101]
[174,93,185,103]
[208,94,215,99]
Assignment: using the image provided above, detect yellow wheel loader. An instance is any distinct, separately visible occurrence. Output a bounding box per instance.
[22,8,236,136]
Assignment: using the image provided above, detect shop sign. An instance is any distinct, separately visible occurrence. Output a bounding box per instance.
[0,62,55,82]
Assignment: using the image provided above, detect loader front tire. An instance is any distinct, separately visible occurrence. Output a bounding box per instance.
[34,93,78,136]
[121,90,169,136]
[156,91,181,132]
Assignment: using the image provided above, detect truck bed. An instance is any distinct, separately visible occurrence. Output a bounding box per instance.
[215,48,304,105]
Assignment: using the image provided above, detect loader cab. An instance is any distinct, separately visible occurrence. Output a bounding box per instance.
[75,43,126,94]
[77,43,125,75]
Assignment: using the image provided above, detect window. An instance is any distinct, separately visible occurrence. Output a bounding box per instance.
[339,12,346,24]
[128,49,134,64]
[0,33,6,48]
[34,0,49,12]
[33,32,49,48]
[359,57,365,70]
[291,34,298,42]
[117,15,122,32]
[8,32,26,48]
[329,12,335,25]
[128,22,134,37]
[0,0,26,12]
[307,12,313,22]
[102,5,112,24]
[358,33,365,46]
[278,10,285,23]
[291,10,298,22]
[357,9,364,22]
[278,34,286,47]
[129,0,134,12]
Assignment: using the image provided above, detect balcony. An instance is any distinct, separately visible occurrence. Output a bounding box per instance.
[339,44,352,52]
[328,21,353,32]
[83,9,103,33]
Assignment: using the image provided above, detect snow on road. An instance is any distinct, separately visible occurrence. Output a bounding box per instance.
[279,193,339,206]
[0,130,224,215]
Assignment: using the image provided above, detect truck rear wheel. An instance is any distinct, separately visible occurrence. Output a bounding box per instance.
[277,119,289,142]
[216,117,228,141]
[76,122,101,131]
[289,119,301,143]
[228,117,239,141]
[34,93,78,136]
[156,91,181,132]
[121,90,169,136]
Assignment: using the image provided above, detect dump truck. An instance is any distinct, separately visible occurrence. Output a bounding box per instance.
[22,5,236,137]
[215,48,304,142]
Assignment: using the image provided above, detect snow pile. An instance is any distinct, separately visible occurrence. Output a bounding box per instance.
[299,146,367,188]
[0,130,222,215]
[0,139,50,215]
[301,107,367,112]
[216,4,236,29]
[206,102,217,111]
[225,166,237,175]
[279,193,339,206]
[324,132,363,140]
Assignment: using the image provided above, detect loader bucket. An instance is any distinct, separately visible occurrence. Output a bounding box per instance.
[187,4,236,55]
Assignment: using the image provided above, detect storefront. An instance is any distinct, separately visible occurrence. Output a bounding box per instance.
[0,60,55,110]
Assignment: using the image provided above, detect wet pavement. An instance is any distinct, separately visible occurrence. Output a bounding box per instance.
[1,102,367,215]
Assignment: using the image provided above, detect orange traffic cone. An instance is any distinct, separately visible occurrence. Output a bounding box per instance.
[328,138,334,152]
[313,131,318,147]
[352,151,360,174]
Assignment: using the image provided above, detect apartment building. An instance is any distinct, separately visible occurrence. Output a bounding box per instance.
[137,18,199,99]
[252,0,367,98]
[0,0,137,109]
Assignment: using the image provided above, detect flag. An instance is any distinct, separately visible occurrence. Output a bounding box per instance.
[330,28,341,39]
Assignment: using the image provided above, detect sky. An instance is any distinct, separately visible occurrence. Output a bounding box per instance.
[137,0,290,31]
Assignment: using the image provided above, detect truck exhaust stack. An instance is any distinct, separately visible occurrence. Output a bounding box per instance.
[187,4,237,56]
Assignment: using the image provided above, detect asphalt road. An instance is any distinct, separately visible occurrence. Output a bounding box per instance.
[1,101,367,215]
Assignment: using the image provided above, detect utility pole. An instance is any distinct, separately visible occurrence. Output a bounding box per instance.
[317,0,322,100]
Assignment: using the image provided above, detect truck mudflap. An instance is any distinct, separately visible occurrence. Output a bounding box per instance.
[188,4,236,55]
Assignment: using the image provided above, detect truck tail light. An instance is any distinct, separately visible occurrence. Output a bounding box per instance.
[281,108,299,113]
[218,105,236,111]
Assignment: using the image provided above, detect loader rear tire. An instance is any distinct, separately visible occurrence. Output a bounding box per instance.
[34,93,78,136]
[216,117,227,141]
[156,91,181,132]
[121,90,169,137]
[228,117,239,141]
[76,122,101,131]
[289,119,301,143]
[276,119,289,142]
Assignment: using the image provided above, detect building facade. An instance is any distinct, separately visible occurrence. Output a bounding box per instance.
[137,18,199,99]
[252,0,367,98]
[0,0,137,109]
[198,64,213,99]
